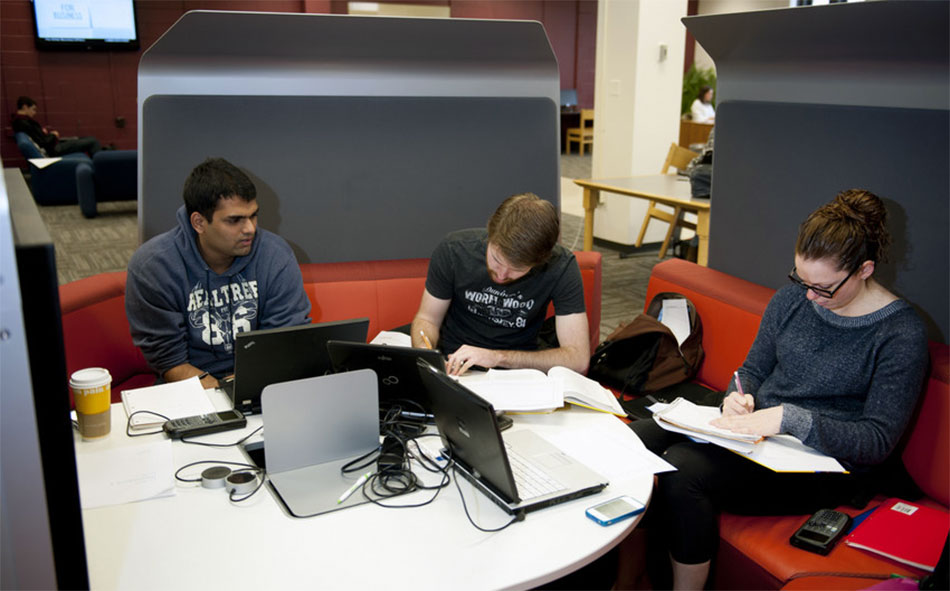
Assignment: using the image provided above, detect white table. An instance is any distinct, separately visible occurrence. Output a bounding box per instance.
[75,392,655,591]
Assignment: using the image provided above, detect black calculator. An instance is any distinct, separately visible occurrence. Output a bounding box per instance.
[163,410,247,439]
[789,508,852,555]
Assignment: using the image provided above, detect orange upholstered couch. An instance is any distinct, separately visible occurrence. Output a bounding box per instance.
[58,252,602,404]
[644,258,949,590]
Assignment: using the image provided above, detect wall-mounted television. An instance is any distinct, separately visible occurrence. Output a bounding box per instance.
[32,0,139,51]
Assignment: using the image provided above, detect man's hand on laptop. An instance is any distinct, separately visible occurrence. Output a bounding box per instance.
[446,345,501,376]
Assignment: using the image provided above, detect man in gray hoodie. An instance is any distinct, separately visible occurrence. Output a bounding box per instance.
[126,158,311,389]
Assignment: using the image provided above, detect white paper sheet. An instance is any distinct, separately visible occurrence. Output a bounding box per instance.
[369,331,412,347]
[75,440,176,509]
[544,427,676,481]
[660,298,691,346]
[121,376,215,428]
[28,157,63,169]
[460,368,563,412]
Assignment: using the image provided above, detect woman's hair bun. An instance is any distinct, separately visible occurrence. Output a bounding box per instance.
[796,189,891,269]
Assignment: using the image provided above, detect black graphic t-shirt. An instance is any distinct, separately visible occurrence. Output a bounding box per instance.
[426,228,586,354]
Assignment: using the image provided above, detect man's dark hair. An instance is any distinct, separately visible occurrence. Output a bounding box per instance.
[486,193,559,268]
[183,158,256,221]
[16,96,36,110]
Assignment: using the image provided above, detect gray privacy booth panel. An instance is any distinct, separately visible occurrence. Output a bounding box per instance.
[711,101,949,342]
[683,1,949,110]
[141,95,559,263]
[137,11,561,263]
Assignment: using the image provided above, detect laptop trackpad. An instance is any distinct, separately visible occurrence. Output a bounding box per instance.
[533,451,571,470]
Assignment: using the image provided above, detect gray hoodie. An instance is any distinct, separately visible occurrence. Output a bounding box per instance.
[126,205,311,378]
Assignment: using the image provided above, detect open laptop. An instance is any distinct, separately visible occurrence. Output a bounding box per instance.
[326,340,446,414]
[223,318,369,414]
[417,360,608,515]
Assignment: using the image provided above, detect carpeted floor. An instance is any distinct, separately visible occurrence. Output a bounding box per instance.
[38,200,139,284]
[36,152,668,339]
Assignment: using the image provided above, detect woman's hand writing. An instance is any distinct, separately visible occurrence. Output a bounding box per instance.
[711,405,783,437]
[721,391,755,417]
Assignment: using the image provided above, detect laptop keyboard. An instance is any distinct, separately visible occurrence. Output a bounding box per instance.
[505,441,566,500]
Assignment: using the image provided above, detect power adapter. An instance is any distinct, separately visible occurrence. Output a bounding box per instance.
[378,435,405,474]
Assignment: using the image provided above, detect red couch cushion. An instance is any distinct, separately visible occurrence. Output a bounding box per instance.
[544,250,603,353]
[779,575,899,590]
[59,255,603,405]
[59,271,155,404]
[645,259,774,391]
[715,343,949,590]
[717,496,945,590]
[901,341,950,506]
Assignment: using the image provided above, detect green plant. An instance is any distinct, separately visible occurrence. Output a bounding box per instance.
[682,64,717,117]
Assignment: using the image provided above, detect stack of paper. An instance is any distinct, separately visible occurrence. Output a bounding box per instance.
[654,398,763,444]
[121,376,215,429]
[651,398,847,473]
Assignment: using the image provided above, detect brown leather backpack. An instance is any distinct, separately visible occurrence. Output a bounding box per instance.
[587,292,704,397]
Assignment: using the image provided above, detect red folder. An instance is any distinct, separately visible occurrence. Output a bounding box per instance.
[844,497,950,572]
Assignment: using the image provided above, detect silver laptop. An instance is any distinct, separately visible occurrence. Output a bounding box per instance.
[417,361,608,515]
[251,369,381,518]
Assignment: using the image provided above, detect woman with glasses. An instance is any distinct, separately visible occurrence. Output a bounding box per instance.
[627,189,929,590]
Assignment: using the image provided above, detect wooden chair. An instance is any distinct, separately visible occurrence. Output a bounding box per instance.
[634,143,700,259]
[565,109,594,155]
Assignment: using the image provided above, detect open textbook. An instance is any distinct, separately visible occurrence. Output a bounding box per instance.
[458,367,626,416]
[652,398,847,473]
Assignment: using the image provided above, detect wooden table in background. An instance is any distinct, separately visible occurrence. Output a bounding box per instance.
[574,175,712,266]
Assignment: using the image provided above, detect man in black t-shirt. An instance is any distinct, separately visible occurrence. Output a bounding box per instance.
[411,193,589,376]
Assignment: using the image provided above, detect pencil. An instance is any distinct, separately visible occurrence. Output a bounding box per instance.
[420,330,433,350]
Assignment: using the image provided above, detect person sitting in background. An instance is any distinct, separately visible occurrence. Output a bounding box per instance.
[11,95,102,157]
[125,158,311,389]
[410,193,589,376]
[628,188,928,590]
[689,85,716,123]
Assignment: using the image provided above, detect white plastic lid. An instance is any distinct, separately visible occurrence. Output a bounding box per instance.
[69,367,112,388]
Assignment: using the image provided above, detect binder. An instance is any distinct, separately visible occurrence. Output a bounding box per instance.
[844,498,950,571]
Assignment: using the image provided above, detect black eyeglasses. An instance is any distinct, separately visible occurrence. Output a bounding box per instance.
[788,265,858,299]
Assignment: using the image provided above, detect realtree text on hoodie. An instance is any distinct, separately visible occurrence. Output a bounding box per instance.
[126,205,311,378]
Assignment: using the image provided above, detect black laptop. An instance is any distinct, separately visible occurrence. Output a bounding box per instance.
[417,360,608,515]
[326,340,445,414]
[223,318,369,414]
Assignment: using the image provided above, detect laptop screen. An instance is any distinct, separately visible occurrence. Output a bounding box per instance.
[417,361,520,503]
[327,340,446,412]
[231,318,369,413]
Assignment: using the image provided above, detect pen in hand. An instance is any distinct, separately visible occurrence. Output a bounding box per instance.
[337,471,372,504]
[733,370,754,414]
[420,330,433,350]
